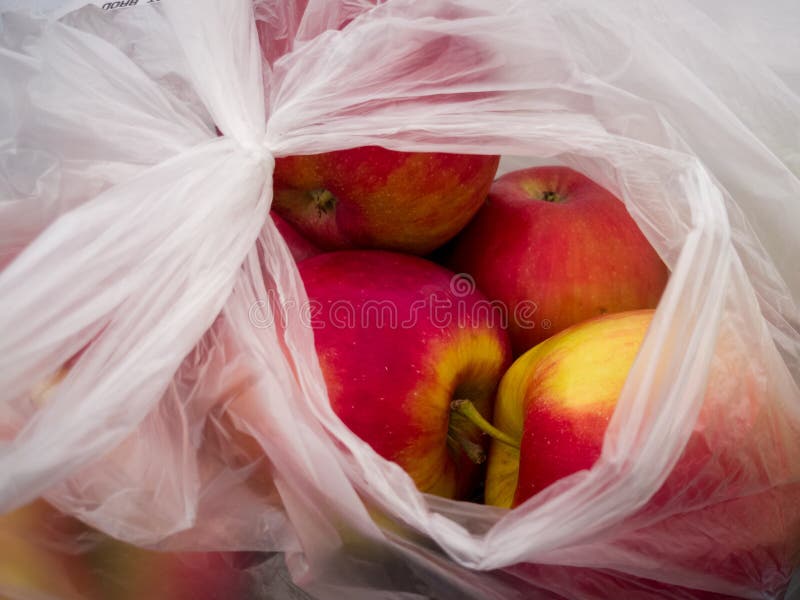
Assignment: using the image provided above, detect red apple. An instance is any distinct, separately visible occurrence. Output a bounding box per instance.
[270,211,321,262]
[613,481,800,596]
[479,309,655,508]
[0,500,93,600]
[474,308,800,594]
[273,146,500,255]
[447,166,668,355]
[299,250,511,499]
[85,537,262,600]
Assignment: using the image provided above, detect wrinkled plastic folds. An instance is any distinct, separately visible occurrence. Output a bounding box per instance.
[1,0,799,598]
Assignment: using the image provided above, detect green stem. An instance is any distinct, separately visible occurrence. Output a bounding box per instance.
[450,399,520,450]
[456,436,487,465]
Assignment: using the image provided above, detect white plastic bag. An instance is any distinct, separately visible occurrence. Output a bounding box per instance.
[1,0,799,598]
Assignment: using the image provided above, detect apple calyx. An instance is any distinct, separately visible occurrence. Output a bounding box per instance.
[540,190,562,203]
[309,188,337,216]
[450,399,520,451]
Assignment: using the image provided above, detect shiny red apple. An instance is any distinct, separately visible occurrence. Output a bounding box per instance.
[273,146,499,255]
[299,250,511,499]
[476,307,800,597]
[482,304,797,512]
[480,309,655,507]
[448,166,668,355]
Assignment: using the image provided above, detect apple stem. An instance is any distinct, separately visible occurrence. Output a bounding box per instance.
[457,437,487,465]
[450,399,520,450]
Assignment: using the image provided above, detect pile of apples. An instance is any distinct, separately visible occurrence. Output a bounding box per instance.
[13,146,799,598]
[272,145,669,506]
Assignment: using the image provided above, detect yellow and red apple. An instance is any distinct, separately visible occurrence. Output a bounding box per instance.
[298,250,511,499]
[273,146,499,255]
[448,166,668,355]
[0,500,92,600]
[0,501,260,600]
[474,307,800,596]
[85,538,261,600]
[479,309,655,508]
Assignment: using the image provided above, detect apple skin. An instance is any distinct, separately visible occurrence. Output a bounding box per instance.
[0,500,94,600]
[485,309,654,508]
[617,482,800,596]
[0,502,258,600]
[273,146,500,255]
[270,211,321,262]
[85,539,261,600]
[485,308,800,593]
[299,250,511,499]
[447,166,668,355]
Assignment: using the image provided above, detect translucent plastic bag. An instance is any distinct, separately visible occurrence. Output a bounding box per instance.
[1,0,799,598]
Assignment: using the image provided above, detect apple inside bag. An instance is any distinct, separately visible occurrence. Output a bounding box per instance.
[0,1,799,599]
